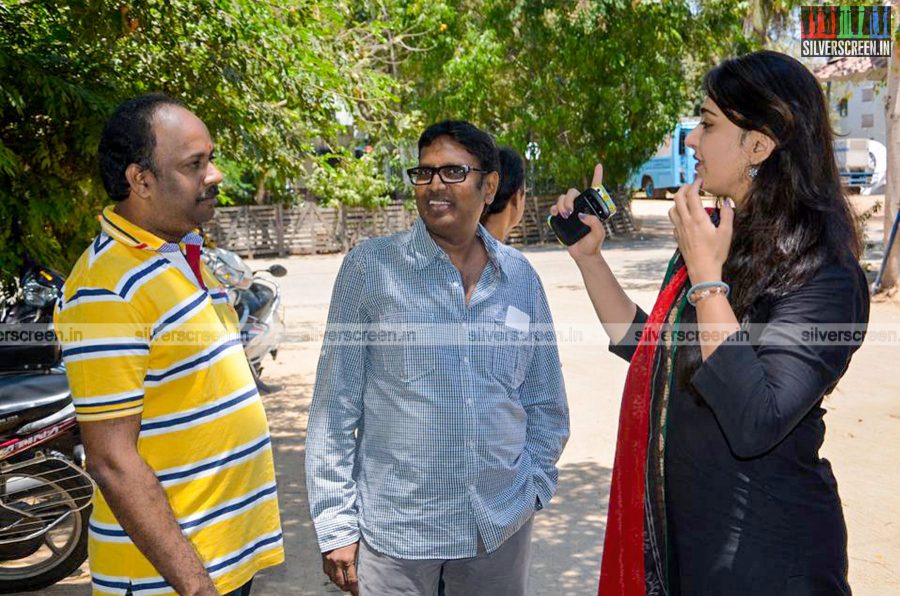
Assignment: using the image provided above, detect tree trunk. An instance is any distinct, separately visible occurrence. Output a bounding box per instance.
[881,2,900,292]
[254,170,270,205]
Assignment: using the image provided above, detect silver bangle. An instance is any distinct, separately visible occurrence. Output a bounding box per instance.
[687,281,730,306]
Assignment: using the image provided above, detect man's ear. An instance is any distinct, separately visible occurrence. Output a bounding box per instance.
[514,187,525,206]
[125,163,153,199]
[747,130,776,165]
[483,171,500,205]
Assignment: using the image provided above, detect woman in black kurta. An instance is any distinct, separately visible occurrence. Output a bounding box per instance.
[610,259,868,594]
[550,51,870,595]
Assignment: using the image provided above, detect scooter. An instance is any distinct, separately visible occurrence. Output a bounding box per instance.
[0,265,93,593]
[201,247,287,392]
[0,247,286,591]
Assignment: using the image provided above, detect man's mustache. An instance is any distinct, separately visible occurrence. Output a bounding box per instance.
[197,186,220,202]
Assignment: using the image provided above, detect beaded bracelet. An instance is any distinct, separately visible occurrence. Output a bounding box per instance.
[687,281,730,306]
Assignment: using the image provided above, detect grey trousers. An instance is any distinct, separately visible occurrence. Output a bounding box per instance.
[357,516,534,596]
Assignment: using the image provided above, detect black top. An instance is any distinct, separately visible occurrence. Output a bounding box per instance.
[610,259,870,595]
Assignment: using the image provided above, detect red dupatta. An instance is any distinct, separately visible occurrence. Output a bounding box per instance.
[598,263,690,595]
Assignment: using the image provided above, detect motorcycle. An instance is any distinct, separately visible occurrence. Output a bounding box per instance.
[201,247,287,393]
[0,247,284,591]
[0,265,93,593]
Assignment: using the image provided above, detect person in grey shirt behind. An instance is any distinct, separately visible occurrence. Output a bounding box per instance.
[305,120,569,595]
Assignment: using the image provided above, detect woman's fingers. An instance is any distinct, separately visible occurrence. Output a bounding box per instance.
[553,189,580,218]
[686,177,705,220]
[568,212,607,258]
[577,212,605,236]
[668,205,681,228]
[552,164,602,221]
[719,197,735,236]
[550,197,562,217]
[668,206,684,247]
[673,183,691,222]
[564,188,580,215]
[590,163,604,189]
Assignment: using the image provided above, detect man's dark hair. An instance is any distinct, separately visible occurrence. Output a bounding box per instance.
[483,146,525,217]
[417,120,500,184]
[98,93,184,201]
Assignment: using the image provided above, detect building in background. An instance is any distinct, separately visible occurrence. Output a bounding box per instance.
[815,56,887,145]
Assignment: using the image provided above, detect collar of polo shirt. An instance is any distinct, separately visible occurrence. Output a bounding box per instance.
[100,205,203,253]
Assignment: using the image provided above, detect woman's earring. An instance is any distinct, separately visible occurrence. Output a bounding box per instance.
[748,165,759,179]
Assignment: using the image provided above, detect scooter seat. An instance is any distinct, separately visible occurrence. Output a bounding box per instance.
[0,373,70,420]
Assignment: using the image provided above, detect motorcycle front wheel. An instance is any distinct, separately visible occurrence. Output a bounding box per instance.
[0,457,91,593]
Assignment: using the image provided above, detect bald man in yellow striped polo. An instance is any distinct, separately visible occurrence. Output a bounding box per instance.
[54,94,283,596]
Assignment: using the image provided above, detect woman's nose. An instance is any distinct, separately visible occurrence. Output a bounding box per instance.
[685,127,700,151]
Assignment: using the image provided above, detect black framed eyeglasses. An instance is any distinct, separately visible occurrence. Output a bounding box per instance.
[406,165,488,185]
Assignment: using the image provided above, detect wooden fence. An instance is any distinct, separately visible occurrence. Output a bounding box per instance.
[205,194,636,257]
[205,203,416,257]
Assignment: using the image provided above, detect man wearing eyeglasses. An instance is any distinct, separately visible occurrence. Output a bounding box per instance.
[305,120,569,595]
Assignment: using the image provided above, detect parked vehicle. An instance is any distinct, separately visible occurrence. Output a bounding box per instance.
[0,265,93,593]
[201,248,286,392]
[629,122,888,198]
[835,137,886,193]
[627,119,699,198]
[0,247,286,590]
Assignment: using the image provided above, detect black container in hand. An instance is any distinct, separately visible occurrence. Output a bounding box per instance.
[547,185,617,245]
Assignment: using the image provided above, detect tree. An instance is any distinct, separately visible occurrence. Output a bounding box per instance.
[879,0,900,295]
[744,0,798,47]
[392,0,750,190]
[0,0,399,282]
[1,0,756,285]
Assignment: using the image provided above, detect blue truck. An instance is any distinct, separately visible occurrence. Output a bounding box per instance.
[627,119,699,198]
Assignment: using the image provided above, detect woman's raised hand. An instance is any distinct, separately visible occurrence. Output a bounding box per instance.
[551,163,607,261]
[668,177,735,285]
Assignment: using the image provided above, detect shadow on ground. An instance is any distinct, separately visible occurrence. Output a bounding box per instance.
[528,461,611,596]
[35,567,91,594]
[248,343,342,596]
[35,312,615,596]
[254,347,614,596]
[34,343,327,596]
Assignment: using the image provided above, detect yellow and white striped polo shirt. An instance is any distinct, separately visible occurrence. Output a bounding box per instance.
[54,206,284,595]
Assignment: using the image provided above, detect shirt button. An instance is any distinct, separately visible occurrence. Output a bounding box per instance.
[463,356,470,364]
[466,398,473,406]
[468,441,476,449]
[452,281,460,288]
[468,484,476,493]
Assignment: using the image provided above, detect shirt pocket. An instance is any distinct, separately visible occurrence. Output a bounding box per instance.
[375,311,438,383]
[489,313,533,390]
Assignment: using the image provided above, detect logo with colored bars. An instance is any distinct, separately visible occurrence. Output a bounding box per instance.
[800,5,892,57]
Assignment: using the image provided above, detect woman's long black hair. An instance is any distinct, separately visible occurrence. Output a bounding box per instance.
[677,50,863,389]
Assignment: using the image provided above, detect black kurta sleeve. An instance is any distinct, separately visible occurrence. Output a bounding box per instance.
[608,306,649,363]
[690,261,869,459]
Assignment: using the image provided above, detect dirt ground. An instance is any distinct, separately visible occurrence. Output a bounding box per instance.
[43,198,900,595]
